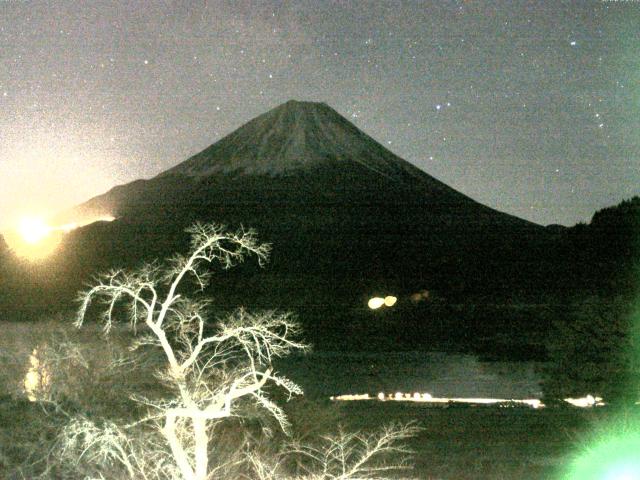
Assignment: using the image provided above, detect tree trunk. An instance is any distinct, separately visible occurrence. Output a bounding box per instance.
[165,412,195,480]
[193,416,209,480]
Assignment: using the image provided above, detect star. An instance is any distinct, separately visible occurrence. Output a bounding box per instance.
[0,1,633,229]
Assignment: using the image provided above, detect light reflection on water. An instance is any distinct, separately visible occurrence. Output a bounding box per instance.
[329,391,606,409]
[277,352,608,409]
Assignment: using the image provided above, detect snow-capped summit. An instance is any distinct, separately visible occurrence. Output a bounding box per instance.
[161,100,434,183]
[60,99,533,228]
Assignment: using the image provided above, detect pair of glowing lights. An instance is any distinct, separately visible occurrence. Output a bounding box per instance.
[368,296,398,309]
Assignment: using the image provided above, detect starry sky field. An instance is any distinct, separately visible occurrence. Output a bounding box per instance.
[1,0,638,228]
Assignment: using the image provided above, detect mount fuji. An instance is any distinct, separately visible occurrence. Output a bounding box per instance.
[2,100,555,351]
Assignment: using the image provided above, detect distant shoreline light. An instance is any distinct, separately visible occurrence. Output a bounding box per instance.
[330,392,608,409]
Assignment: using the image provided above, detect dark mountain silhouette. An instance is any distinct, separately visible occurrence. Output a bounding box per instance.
[550,196,640,296]
[1,100,568,353]
[57,101,551,286]
[61,100,532,228]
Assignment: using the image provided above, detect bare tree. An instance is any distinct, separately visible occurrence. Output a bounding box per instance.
[72,223,308,480]
[45,222,419,480]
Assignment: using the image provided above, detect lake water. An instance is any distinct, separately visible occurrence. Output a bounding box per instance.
[1,321,545,405]
[276,351,544,400]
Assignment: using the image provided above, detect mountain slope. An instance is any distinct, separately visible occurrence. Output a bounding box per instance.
[3,100,556,352]
[54,101,548,299]
[161,99,457,183]
[62,100,532,229]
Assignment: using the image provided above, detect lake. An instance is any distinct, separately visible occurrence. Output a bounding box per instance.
[277,351,544,400]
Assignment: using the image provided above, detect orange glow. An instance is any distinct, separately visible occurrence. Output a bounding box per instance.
[18,217,51,244]
[5,217,62,261]
[4,213,115,261]
[410,290,430,303]
[59,222,79,232]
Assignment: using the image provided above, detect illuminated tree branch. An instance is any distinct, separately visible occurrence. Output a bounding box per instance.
[71,223,306,480]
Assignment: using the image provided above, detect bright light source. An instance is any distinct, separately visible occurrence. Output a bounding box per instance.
[368,295,397,309]
[564,394,604,408]
[18,217,51,244]
[6,215,61,260]
[368,297,385,309]
[384,295,397,307]
[333,391,544,408]
[6,213,116,261]
[331,393,370,401]
[566,431,640,480]
[604,464,640,480]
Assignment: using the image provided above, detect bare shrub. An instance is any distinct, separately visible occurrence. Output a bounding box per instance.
[248,422,421,480]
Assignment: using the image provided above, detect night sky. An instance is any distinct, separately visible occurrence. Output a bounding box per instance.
[1,0,638,228]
